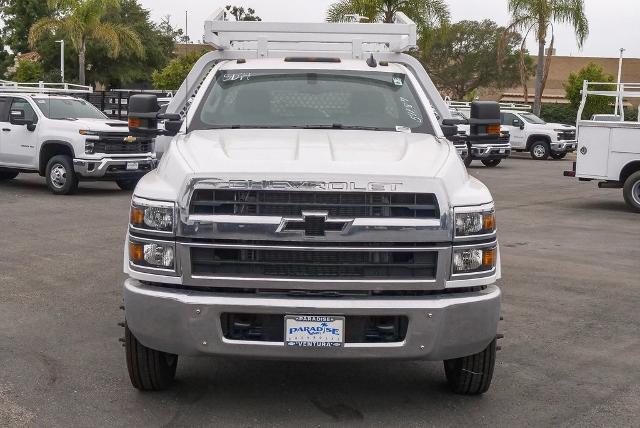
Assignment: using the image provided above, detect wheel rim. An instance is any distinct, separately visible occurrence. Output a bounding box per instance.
[50,163,67,189]
[533,145,546,158]
[632,181,640,206]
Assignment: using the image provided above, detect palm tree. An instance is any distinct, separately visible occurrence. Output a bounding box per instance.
[29,0,144,85]
[505,0,588,115]
[327,0,449,33]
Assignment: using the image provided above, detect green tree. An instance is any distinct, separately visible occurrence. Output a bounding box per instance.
[419,20,531,100]
[152,50,208,90]
[327,0,449,33]
[0,0,49,53]
[504,0,589,115]
[564,63,615,120]
[225,5,262,21]
[9,58,45,82]
[87,0,175,88]
[29,0,144,85]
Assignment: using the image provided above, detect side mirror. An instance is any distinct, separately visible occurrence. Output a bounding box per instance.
[520,123,525,130]
[128,94,161,136]
[468,101,501,144]
[10,109,36,131]
[159,113,184,136]
[440,124,458,138]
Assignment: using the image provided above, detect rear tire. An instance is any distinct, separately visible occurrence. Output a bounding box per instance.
[530,141,550,160]
[550,152,567,160]
[623,171,640,213]
[444,339,496,395]
[116,179,139,191]
[125,323,178,391]
[0,170,19,180]
[45,155,78,195]
[481,159,502,167]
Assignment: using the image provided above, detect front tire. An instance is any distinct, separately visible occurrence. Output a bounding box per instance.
[481,159,502,167]
[125,324,178,391]
[550,152,567,160]
[0,170,19,180]
[46,155,78,195]
[530,141,550,160]
[444,339,496,395]
[116,179,139,191]
[623,171,640,213]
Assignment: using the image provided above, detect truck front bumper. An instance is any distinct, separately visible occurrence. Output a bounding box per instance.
[551,141,578,152]
[73,156,156,180]
[469,144,511,160]
[124,279,501,361]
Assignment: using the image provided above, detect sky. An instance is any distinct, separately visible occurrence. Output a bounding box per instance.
[138,0,640,58]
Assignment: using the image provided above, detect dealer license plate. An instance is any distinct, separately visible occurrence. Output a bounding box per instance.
[285,315,344,348]
[126,162,139,170]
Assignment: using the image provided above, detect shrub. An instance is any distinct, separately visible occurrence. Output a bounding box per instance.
[540,104,578,125]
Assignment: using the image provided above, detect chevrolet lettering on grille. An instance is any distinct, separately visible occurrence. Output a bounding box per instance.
[276,211,353,237]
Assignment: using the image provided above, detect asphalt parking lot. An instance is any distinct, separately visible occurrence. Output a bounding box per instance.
[1,155,638,427]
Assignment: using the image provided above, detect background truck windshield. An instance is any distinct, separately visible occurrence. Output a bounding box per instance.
[34,98,107,120]
[192,70,434,134]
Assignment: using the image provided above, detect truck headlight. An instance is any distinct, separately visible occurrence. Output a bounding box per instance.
[452,246,497,274]
[130,197,175,233]
[129,240,175,269]
[455,206,496,237]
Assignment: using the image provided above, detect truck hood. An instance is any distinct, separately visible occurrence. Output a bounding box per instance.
[175,129,450,178]
[58,118,129,132]
[547,123,576,131]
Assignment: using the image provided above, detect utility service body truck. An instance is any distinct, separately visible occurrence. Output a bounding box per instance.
[565,82,640,212]
[0,81,156,194]
[122,11,503,395]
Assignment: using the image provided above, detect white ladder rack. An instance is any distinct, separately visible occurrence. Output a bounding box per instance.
[445,98,532,112]
[0,80,93,94]
[204,7,417,59]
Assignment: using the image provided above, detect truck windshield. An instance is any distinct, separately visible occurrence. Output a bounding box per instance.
[34,98,107,120]
[191,69,434,134]
[520,112,546,125]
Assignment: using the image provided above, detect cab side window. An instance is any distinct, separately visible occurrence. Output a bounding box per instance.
[501,113,520,127]
[0,97,10,122]
[10,98,38,123]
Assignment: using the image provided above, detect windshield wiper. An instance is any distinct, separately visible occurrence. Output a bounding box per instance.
[303,124,391,131]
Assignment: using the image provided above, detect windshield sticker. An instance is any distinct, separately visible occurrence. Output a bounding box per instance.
[36,100,46,104]
[400,97,422,124]
[223,72,252,82]
[396,126,411,133]
[393,76,403,86]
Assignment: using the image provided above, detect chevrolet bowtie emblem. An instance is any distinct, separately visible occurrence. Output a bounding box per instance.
[124,135,137,143]
[277,211,352,237]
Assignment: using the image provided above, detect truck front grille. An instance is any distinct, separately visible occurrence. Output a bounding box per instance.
[92,134,153,154]
[189,190,439,219]
[190,247,437,280]
[557,131,576,141]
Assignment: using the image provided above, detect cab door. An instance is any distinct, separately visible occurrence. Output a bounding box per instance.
[501,112,526,149]
[0,96,12,164]
[2,97,39,167]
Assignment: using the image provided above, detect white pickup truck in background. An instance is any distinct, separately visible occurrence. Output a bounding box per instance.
[565,81,640,212]
[0,81,156,194]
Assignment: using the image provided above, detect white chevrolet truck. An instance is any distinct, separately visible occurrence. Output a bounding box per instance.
[565,81,640,212]
[498,105,577,160]
[0,81,156,194]
[122,12,503,395]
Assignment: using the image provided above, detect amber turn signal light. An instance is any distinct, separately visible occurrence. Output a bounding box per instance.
[129,242,144,262]
[486,124,501,135]
[482,247,497,268]
[483,212,496,231]
[128,118,144,128]
[130,206,145,226]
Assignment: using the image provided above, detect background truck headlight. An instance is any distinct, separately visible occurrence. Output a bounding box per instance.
[130,198,175,233]
[452,246,497,274]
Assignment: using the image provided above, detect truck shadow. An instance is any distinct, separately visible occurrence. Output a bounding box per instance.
[145,358,486,425]
[0,178,124,196]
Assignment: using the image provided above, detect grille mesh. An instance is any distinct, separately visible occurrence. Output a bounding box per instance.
[191,247,437,279]
[190,190,439,219]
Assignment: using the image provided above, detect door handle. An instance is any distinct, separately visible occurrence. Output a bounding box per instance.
[2,128,10,132]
